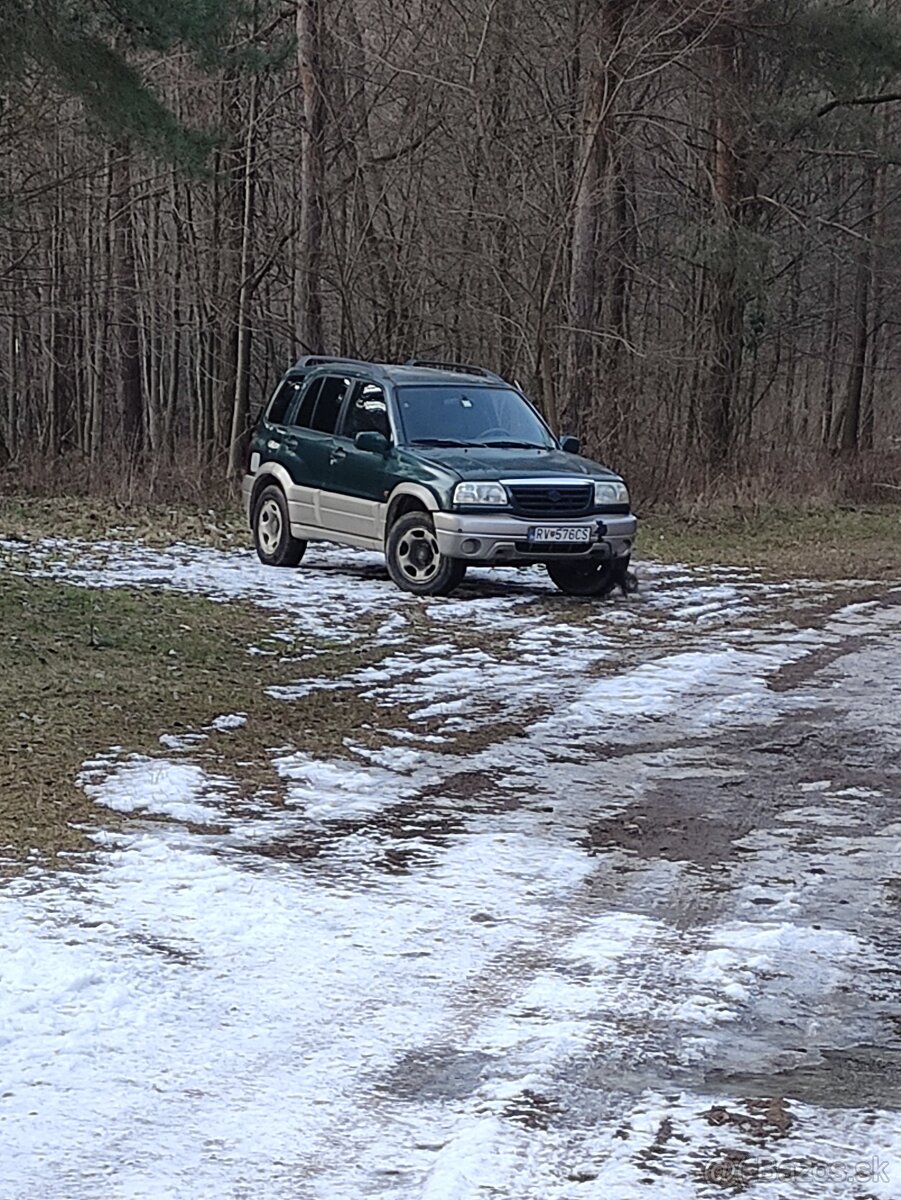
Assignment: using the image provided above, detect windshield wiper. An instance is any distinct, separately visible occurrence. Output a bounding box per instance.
[409,437,473,447]
[477,440,547,450]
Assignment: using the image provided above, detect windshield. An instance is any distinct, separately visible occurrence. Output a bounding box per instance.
[396,385,556,449]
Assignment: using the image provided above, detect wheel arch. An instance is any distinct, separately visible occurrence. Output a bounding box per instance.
[383,483,441,539]
[249,463,294,520]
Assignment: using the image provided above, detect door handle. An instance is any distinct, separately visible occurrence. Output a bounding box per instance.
[329,447,347,464]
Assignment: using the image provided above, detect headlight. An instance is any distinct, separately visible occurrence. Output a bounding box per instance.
[453,481,508,506]
[594,480,629,507]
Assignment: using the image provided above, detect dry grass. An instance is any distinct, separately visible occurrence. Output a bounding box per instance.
[0,571,390,865]
[0,447,237,508]
[0,494,245,549]
[641,507,901,579]
[627,446,901,513]
[638,448,900,579]
[4,488,899,582]
[2,485,897,866]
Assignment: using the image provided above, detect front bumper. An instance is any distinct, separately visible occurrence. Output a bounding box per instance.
[433,510,637,563]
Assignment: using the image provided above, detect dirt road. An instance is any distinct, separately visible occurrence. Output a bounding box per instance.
[2,541,900,1198]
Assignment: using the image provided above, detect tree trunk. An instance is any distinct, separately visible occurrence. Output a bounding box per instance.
[228,75,260,477]
[297,0,325,352]
[110,145,144,458]
[859,154,887,453]
[821,256,841,446]
[833,163,878,454]
[701,22,745,466]
[565,4,608,436]
[565,0,631,440]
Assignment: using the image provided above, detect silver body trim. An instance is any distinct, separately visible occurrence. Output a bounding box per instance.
[432,511,636,562]
[244,469,637,564]
[243,467,386,549]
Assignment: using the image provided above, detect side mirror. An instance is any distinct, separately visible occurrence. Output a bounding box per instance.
[560,435,581,454]
[355,430,390,455]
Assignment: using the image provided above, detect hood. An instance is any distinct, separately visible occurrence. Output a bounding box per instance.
[409,445,620,481]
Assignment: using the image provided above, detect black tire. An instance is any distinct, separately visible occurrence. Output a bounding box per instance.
[386,511,466,596]
[253,484,307,567]
[547,555,626,598]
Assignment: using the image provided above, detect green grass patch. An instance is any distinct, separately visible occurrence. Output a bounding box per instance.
[641,507,901,579]
[0,572,388,864]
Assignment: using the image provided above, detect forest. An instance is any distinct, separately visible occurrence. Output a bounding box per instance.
[1,0,900,503]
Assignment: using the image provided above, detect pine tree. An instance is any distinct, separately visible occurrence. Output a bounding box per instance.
[0,0,244,164]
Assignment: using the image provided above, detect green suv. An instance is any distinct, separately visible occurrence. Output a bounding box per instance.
[243,357,637,597]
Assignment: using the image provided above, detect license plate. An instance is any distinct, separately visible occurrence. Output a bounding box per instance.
[527,525,592,544]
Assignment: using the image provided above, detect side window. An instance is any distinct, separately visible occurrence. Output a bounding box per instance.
[294,378,323,428]
[310,375,351,434]
[343,383,390,440]
[266,378,302,425]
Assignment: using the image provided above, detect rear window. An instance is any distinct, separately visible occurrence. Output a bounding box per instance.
[310,376,352,434]
[295,378,322,427]
[266,377,304,425]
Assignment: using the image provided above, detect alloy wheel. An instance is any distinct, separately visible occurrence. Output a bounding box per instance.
[257,497,283,556]
[396,525,440,582]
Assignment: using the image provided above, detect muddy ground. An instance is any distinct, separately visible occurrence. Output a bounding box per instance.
[1,539,900,1199]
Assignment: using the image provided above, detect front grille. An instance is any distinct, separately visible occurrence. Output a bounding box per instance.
[508,483,592,518]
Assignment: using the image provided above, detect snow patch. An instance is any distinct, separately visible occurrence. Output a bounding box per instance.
[79,757,234,824]
[273,751,417,820]
[209,712,247,732]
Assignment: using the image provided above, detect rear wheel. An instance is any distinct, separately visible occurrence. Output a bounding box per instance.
[547,555,625,598]
[253,485,307,567]
[386,511,466,596]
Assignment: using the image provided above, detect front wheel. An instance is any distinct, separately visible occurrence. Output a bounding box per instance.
[386,512,466,596]
[546,556,624,598]
[253,485,307,567]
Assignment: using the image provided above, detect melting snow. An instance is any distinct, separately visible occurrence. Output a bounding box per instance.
[1,536,899,1198]
[78,756,236,824]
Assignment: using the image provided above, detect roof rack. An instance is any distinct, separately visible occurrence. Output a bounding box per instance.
[289,354,388,377]
[404,358,506,384]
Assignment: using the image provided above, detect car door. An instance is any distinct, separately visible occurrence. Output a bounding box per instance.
[320,381,398,544]
[289,373,356,534]
[266,375,330,531]
[257,374,303,473]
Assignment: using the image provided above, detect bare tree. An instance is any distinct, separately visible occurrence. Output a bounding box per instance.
[0,0,899,494]
[297,0,325,353]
